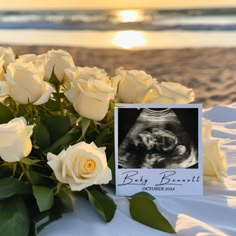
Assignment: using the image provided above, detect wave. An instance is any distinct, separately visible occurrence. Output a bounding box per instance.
[1,8,236,31]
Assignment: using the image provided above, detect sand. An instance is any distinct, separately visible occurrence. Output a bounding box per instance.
[6,45,236,108]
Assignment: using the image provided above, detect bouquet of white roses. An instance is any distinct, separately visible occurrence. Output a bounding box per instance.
[0,47,228,236]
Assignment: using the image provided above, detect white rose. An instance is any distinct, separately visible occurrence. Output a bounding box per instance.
[65,66,111,85]
[112,68,158,103]
[65,79,115,121]
[0,47,15,68]
[47,142,112,191]
[5,61,55,105]
[202,119,228,183]
[17,54,47,68]
[147,82,195,104]
[0,117,33,162]
[40,49,75,82]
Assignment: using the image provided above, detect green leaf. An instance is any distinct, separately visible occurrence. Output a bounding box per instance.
[33,120,51,149]
[130,192,155,201]
[33,186,54,212]
[108,153,115,185]
[0,196,30,236]
[95,126,113,147]
[42,116,70,142]
[87,190,116,222]
[45,99,61,111]
[129,196,175,234]
[48,68,60,87]
[0,177,31,200]
[29,170,51,186]
[81,117,91,138]
[0,103,14,124]
[21,157,40,166]
[46,127,81,154]
[56,187,74,213]
[86,184,106,194]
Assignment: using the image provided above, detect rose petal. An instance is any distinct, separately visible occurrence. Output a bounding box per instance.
[159,82,195,104]
[95,167,112,185]
[202,119,213,140]
[0,137,32,162]
[33,82,55,105]
[47,153,66,184]
[64,88,79,104]
[203,139,228,183]
[0,81,9,97]
[74,93,110,121]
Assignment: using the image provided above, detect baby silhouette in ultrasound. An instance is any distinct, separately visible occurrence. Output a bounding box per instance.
[118,108,197,169]
[133,128,189,168]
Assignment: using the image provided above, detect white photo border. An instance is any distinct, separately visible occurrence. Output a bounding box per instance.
[115,103,203,196]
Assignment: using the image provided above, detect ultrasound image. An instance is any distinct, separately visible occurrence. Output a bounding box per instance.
[118,108,198,169]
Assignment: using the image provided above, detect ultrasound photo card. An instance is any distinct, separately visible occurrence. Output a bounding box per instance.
[115,104,203,196]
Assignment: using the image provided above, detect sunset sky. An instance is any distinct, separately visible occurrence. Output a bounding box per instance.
[1,0,236,9]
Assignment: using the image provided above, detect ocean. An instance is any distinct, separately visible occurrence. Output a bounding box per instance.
[1,8,236,49]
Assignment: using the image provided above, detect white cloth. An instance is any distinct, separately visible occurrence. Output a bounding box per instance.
[41,104,236,236]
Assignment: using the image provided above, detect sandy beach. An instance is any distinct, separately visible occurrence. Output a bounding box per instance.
[5,45,236,108]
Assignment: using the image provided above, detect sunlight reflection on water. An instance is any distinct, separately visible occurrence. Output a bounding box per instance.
[112,30,147,49]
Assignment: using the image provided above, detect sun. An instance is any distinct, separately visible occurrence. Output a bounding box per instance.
[116,10,143,23]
